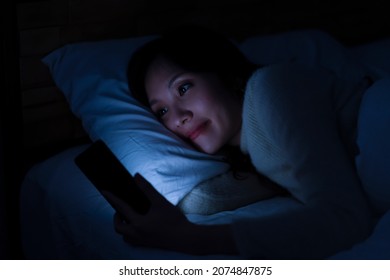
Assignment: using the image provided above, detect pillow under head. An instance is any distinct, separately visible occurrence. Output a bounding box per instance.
[42,36,230,205]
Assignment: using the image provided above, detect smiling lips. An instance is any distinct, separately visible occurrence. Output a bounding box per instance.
[187,121,209,141]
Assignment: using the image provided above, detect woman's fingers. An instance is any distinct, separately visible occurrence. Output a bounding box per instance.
[113,212,131,233]
[113,212,145,245]
[102,190,139,222]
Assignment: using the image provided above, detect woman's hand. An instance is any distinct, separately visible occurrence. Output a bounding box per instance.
[103,173,238,255]
[103,173,193,251]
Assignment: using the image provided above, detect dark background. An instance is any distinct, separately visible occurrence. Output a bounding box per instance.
[1,0,389,259]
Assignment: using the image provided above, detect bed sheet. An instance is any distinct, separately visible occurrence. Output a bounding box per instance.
[20,144,390,260]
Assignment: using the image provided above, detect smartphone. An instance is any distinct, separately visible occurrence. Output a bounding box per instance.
[75,139,151,214]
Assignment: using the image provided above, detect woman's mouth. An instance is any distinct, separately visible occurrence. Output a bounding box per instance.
[187,121,209,141]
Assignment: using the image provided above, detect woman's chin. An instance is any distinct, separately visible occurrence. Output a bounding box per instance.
[194,142,219,155]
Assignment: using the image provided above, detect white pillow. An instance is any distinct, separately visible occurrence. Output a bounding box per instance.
[42,36,230,205]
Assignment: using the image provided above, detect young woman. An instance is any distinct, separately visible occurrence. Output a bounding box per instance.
[103,25,376,259]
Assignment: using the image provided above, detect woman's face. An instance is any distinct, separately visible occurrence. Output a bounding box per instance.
[144,56,242,154]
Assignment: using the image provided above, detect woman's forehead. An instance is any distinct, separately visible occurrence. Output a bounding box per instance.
[146,56,182,81]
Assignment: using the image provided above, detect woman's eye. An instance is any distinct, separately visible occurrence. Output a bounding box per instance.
[178,83,192,96]
[156,107,168,118]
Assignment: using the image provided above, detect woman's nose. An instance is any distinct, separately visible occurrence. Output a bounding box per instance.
[173,108,193,128]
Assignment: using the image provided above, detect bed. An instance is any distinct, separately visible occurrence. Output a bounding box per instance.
[14,0,390,259]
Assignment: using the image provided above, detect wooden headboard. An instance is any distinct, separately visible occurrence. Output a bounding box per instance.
[1,0,389,259]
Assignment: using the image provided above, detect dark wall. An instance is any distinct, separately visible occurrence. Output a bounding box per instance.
[0,120,8,258]
[1,0,24,259]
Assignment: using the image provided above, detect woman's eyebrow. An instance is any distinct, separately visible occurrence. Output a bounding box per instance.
[168,72,186,89]
[148,99,159,107]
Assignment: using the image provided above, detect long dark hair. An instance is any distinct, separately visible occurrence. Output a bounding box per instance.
[127,24,259,175]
